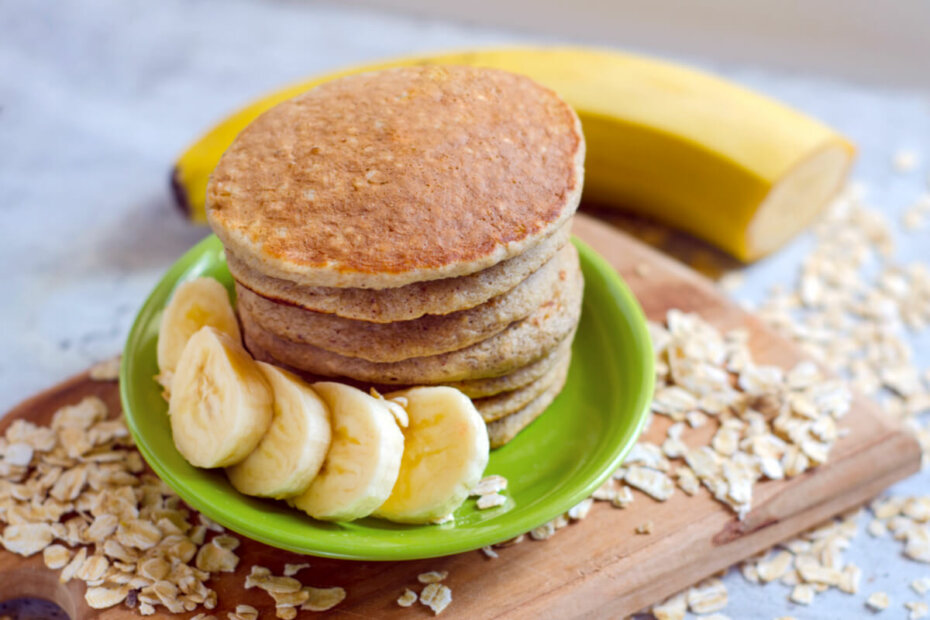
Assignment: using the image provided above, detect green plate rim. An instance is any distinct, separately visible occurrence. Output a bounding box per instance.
[120,234,653,560]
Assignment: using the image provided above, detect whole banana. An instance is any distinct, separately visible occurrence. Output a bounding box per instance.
[172,46,854,262]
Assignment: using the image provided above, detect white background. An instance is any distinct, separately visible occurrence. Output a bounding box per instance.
[1,1,929,617]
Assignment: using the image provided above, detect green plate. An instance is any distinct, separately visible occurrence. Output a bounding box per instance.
[120,236,653,561]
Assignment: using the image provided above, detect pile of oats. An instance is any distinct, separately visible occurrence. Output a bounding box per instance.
[647,309,851,518]
[243,564,345,618]
[756,184,930,461]
[0,396,234,614]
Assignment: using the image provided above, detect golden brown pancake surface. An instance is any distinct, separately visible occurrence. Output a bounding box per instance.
[207,65,584,288]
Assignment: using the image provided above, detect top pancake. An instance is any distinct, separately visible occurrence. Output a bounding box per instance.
[207,65,585,289]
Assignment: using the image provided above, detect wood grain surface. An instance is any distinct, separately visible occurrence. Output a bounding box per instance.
[0,214,920,619]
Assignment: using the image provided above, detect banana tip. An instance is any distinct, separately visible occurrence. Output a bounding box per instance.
[170,166,191,219]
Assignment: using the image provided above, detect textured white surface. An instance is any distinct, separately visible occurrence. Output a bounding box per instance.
[2,1,929,617]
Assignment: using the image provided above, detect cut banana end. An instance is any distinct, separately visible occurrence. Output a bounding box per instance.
[157,277,241,379]
[226,363,332,499]
[744,143,852,259]
[290,382,404,522]
[375,387,490,524]
[169,326,273,468]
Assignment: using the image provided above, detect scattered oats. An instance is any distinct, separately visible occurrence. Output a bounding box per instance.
[567,498,593,521]
[59,546,87,583]
[86,513,119,542]
[781,569,801,587]
[89,357,121,381]
[869,519,888,537]
[686,411,709,428]
[907,539,930,563]
[651,592,687,620]
[757,551,792,583]
[867,592,891,611]
[471,475,507,496]
[635,262,652,277]
[194,539,239,573]
[894,149,919,173]
[675,466,700,496]
[228,604,259,620]
[476,493,507,510]
[662,435,688,459]
[212,534,240,551]
[4,443,34,467]
[481,546,498,559]
[625,442,671,471]
[418,570,448,584]
[907,601,930,620]
[873,497,904,520]
[611,485,635,509]
[795,555,842,586]
[840,564,862,594]
[116,519,162,550]
[76,553,109,582]
[43,543,71,569]
[283,562,310,577]
[431,514,455,525]
[419,582,452,615]
[199,514,224,532]
[85,584,130,609]
[912,577,930,595]
[635,521,653,535]
[301,586,346,612]
[687,578,728,614]
[740,561,760,584]
[530,521,556,541]
[624,465,674,501]
[789,584,815,605]
[904,207,926,231]
[397,588,418,607]
[1,523,54,556]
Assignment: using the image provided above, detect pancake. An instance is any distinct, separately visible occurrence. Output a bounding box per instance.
[449,337,572,398]
[207,65,584,289]
[474,348,571,423]
[486,359,571,448]
[226,224,570,323]
[230,336,571,399]
[236,244,576,363]
[242,258,584,385]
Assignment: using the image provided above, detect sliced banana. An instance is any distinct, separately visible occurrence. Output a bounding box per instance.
[169,326,273,468]
[157,277,241,380]
[375,386,489,524]
[226,363,332,499]
[290,382,404,521]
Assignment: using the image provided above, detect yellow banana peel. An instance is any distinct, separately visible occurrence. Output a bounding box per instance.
[172,47,854,262]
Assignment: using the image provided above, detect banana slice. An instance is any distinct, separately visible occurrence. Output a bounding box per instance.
[226,363,332,499]
[290,382,404,521]
[157,277,241,379]
[375,386,489,524]
[169,326,273,468]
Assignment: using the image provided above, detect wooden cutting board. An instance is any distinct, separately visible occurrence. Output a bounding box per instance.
[0,214,920,619]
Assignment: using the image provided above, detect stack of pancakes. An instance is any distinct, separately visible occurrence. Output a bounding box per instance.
[206,66,585,447]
